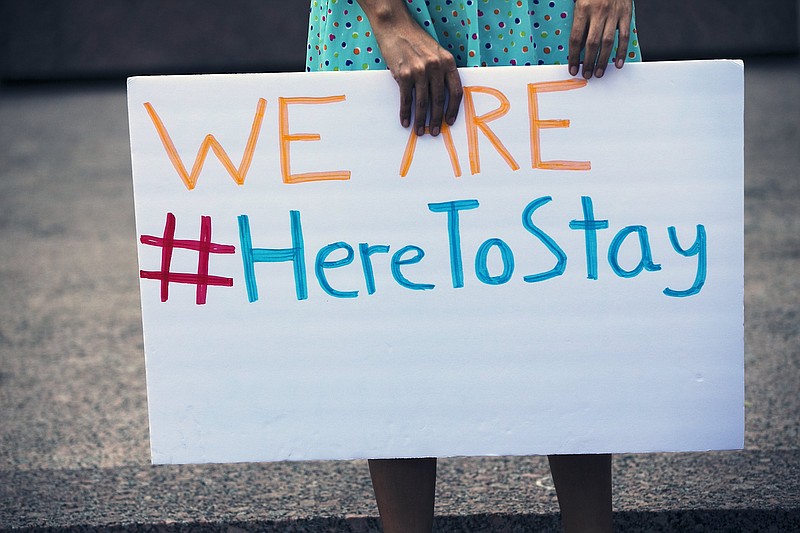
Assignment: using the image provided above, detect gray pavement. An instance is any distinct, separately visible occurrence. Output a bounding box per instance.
[1,58,799,531]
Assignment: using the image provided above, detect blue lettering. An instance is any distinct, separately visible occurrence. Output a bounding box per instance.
[522,196,567,282]
[475,238,515,285]
[608,225,662,278]
[315,242,358,298]
[664,225,707,297]
[428,199,480,288]
[569,196,609,280]
[391,245,435,291]
[237,212,307,302]
[359,243,391,295]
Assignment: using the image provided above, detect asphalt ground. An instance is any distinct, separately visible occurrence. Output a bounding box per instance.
[1,58,799,531]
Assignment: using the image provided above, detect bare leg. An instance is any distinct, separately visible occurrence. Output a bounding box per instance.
[368,458,437,533]
[548,454,612,533]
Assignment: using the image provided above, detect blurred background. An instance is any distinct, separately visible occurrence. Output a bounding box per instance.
[1,0,798,81]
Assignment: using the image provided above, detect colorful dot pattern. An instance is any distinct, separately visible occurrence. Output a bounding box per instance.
[307,0,641,72]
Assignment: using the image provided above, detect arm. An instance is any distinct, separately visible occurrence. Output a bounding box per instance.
[357,0,462,136]
[568,0,633,79]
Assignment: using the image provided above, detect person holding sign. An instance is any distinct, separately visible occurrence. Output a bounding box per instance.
[306,1,641,531]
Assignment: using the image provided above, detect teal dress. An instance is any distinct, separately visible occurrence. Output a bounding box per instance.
[307,0,641,72]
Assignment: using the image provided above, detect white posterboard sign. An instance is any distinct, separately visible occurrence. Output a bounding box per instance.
[128,61,744,464]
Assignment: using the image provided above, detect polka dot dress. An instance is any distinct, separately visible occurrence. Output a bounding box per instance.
[306,0,641,72]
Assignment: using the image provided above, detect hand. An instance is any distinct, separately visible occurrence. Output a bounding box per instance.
[568,0,633,79]
[358,0,462,136]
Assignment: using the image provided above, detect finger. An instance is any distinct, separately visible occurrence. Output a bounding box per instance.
[413,78,429,136]
[444,67,463,127]
[396,77,414,129]
[614,13,632,69]
[428,71,446,137]
[581,19,604,79]
[568,11,589,76]
[594,20,618,78]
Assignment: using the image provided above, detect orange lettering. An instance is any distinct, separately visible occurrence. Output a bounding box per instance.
[463,86,520,175]
[528,79,591,171]
[279,96,351,184]
[399,122,462,178]
[144,98,266,190]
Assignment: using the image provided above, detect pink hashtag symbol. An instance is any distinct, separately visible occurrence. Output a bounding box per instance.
[140,213,236,304]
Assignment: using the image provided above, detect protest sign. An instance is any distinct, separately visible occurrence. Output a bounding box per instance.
[128,60,744,464]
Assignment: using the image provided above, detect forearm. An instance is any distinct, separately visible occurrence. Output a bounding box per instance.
[356,0,426,56]
[356,0,415,31]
